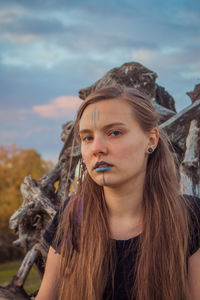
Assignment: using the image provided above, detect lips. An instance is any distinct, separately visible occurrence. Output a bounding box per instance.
[94,161,113,169]
[93,161,113,173]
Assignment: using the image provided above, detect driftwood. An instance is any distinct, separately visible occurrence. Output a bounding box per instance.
[160,100,200,151]
[180,119,200,195]
[187,83,200,103]
[79,62,176,112]
[1,62,200,299]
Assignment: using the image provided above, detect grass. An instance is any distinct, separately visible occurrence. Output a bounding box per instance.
[0,260,41,294]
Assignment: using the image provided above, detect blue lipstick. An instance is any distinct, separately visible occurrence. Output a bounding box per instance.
[95,166,113,173]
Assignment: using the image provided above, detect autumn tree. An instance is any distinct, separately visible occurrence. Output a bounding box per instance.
[0,144,53,262]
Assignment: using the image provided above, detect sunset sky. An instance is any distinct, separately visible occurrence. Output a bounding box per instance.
[0,0,200,161]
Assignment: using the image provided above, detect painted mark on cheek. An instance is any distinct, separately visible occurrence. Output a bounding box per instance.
[103,172,106,185]
[91,107,100,129]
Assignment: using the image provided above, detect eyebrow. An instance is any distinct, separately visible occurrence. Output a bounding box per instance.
[79,122,126,134]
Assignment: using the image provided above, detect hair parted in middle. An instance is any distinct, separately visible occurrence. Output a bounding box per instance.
[56,84,191,300]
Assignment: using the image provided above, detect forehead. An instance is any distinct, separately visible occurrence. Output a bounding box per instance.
[79,99,134,129]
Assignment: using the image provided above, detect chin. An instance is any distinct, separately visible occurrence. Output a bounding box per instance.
[91,173,121,187]
[98,179,118,187]
[92,177,110,187]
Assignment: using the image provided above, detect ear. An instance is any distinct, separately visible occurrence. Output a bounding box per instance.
[146,128,159,154]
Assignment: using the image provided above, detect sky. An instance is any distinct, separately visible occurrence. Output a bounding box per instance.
[0,0,200,161]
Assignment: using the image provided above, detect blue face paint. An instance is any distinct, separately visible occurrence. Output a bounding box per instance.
[94,166,113,172]
[91,107,100,129]
[103,172,106,185]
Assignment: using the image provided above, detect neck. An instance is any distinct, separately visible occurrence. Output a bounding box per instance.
[103,177,145,240]
[103,176,144,219]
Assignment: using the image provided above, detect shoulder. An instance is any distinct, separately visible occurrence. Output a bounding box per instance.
[183,194,200,257]
[36,246,61,299]
[188,248,200,300]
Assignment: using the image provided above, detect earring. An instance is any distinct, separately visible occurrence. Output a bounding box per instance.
[148,147,153,153]
[80,158,87,171]
[80,158,85,165]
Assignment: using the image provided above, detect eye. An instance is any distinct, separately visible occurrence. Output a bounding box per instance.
[110,130,121,136]
[82,136,93,142]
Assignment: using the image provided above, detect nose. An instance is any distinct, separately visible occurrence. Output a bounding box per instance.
[91,134,108,156]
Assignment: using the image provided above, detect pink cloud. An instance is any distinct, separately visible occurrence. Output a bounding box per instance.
[0,130,20,141]
[33,96,82,119]
[2,33,37,44]
[25,127,50,137]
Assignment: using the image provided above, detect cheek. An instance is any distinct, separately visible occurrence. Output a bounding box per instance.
[81,145,90,164]
[115,139,146,161]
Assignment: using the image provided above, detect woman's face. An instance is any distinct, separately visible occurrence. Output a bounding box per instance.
[79,98,157,188]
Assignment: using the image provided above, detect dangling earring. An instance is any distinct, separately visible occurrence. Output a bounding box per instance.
[78,158,87,185]
[148,147,154,154]
[80,158,87,171]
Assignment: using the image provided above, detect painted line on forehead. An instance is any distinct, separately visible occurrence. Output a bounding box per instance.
[91,107,100,129]
[94,107,97,129]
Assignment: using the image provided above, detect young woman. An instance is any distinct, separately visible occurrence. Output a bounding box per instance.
[36,85,200,300]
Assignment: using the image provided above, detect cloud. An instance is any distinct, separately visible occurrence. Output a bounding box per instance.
[161,46,183,55]
[0,127,47,141]
[24,127,50,137]
[130,48,157,65]
[0,108,32,123]
[180,64,200,80]
[0,7,25,21]
[33,96,82,119]
[0,6,76,46]
[0,129,20,141]
[2,33,37,43]
[0,15,67,38]
[1,43,79,68]
[174,8,200,27]
[181,71,200,80]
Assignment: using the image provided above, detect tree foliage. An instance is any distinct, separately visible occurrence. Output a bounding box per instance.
[0,144,53,247]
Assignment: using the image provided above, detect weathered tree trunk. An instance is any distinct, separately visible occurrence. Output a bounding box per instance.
[180,119,200,196]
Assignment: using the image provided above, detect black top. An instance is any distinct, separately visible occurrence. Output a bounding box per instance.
[43,195,200,300]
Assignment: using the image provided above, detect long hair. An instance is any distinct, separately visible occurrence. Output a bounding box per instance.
[57,85,191,300]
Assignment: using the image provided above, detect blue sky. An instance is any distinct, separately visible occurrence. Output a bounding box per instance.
[0,0,200,161]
